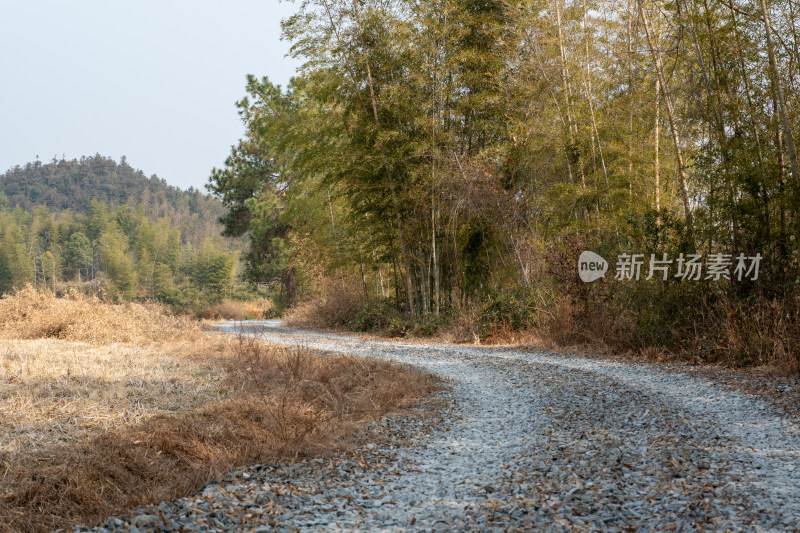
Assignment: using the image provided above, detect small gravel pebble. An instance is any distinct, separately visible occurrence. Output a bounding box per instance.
[75,320,800,532]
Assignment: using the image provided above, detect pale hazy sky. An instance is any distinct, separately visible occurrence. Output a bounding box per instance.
[0,0,301,191]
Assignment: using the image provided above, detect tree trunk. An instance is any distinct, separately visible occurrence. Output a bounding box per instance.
[760,0,800,185]
[638,0,694,238]
[583,0,612,214]
[372,249,380,298]
[654,77,660,214]
[353,0,416,317]
[532,41,577,191]
[556,0,586,197]
[431,199,440,315]
[418,247,429,316]
[776,101,789,255]
[627,0,635,200]
[728,0,774,252]
[358,246,368,300]
[509,232,530,288]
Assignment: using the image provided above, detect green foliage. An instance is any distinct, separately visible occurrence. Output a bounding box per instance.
[65,232,92,278]
[480,291,538,335]
[0,155,224,228]
[207,78,298,304]
[0,156,250,313]
[414,313,446,337]
[348,299,407,335]
[0,251,13,295]
[209,0,800,366]
[100,227,136,300]
[186,241,236,304]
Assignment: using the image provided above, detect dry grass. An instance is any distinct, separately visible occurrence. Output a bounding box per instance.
[0,289,439,532]
[283,278,365,329]
[715,295,800,371]
[441,305,482,344]
[0,339,227,457]
[0,286,217,458]
[0,286,198,344]
[195,299,274,321]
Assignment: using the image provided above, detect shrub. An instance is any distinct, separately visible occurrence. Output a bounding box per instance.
[348,299,407,335]
[413,313,446,337]
[283,278,364,329]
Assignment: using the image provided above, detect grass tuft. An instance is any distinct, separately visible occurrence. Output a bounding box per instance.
[0,289,439,532]
[0,285,198,344]
[194,298,274,321]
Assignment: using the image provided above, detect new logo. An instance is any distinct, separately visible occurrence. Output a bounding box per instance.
[578,251,608,283]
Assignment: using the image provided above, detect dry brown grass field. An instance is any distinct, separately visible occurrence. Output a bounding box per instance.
[0,287,438,532]
[195,298,274,321]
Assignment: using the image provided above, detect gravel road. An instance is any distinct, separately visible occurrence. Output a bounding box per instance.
[86,320,800,532]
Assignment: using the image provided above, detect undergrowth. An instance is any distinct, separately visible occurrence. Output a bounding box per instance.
[281,255,800,371]
[0,289,439,532]
[0,285,198,344]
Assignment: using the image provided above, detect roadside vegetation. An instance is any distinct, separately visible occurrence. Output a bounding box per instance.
[0,289,438,532]
[0,156,259,316]
[284,268,800,371]
[210,0,800,371]
[194,297,276,321]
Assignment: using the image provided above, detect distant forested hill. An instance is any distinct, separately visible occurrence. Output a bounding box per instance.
[0,155,247,310]
[0,154,228,247]
[1,154,222,223]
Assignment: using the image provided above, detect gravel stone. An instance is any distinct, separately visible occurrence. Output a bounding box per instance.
[75,320,800,532]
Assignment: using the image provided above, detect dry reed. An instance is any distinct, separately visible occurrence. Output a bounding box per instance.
[0,286,198,344]
[0,289,438,532]
[195,299,273,321]
[283,278,365,329]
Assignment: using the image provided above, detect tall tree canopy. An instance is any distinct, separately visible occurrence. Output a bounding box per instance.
[211,0,800,322]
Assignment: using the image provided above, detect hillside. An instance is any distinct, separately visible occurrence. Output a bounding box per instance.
[0,155,247,311]
[0,154,225,232]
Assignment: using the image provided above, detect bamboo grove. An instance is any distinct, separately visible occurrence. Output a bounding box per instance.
[210,0,800,359]
[0,157,240,310]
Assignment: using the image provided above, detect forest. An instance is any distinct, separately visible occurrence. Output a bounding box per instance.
[209,0,800,366]
[0,156,242,312]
